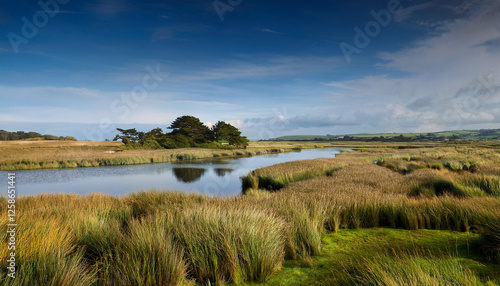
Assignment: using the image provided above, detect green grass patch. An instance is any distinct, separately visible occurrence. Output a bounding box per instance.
[250,229,500,286]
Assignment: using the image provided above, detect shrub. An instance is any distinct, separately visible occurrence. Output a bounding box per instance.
[141,139,163,149]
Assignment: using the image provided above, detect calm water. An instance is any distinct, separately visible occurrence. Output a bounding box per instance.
[3,148,341,197]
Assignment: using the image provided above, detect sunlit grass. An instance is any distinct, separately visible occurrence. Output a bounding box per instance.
[0,143,499,284]
[0,141,327,171]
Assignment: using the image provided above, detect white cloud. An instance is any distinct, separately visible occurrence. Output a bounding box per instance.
[0,85,102,98]
[324,0,500,133]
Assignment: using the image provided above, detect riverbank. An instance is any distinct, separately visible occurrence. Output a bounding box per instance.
[1,143,499,285]
[2,140,498,171]
[0,141,336,171]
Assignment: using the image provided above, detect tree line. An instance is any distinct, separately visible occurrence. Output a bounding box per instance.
[0,130,76,141]
[113,115,249,149]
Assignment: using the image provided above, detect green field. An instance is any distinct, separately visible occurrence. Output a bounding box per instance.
[274,128,500,141]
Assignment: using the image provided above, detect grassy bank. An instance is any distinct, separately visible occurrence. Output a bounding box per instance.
[3,139,497,171]
[0,141,339,171]
[0,143,499,285]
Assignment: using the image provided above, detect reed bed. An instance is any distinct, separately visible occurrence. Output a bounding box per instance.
[0,140,303,171]
[241,158,345,192]
[0,144,499,285]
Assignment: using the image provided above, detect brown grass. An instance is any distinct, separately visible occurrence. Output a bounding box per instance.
[1,143,499,284]
[0,141,330,171]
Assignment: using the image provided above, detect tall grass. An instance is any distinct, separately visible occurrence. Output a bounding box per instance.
[241,158,344,192]
[340,252,484,286]
[173,206,284,284]
[0,144,499,284]
[462,175,500,197]
[476,216,500,263]
[100,216,187,286]
[0,217,95,286]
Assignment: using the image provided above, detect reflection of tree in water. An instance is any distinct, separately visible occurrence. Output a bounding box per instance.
[172,168,206,183]
[214,168,234,177]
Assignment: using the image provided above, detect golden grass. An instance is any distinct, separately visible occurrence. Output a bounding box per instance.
[0,140,336,171]
[0,143,499,284]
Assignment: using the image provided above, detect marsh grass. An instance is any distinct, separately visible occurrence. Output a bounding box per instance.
[408,178,484,198]
[462,175,500,197]
[0,217,95,286]
[0,141,315,171]
[100,216,187,286]
[340,251,484,286]
[476,216,500,263]
[241,159,345,192]
[173,206,284,284]
[124,190,208,218]
[0,144,499,284]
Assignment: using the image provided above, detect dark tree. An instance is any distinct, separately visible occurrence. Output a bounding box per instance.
[211,121,248,147]
[142,128,164,141]
[113,128,140,143]
[168,116,213,144]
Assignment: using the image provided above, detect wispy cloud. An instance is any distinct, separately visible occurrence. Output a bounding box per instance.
[168,55,342,82]
[260,28,287,35]
[87,0,131,16]
[394,2,435,22]
[0,86,102,99]
[152,24,208,41]
[173,100,239,107]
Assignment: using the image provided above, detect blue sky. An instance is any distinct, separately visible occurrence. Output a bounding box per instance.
[1,0,499,140]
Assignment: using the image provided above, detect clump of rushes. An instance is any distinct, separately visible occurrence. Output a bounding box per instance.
[476,215,500,263]
[100,215,187,286]
[173,206,284,285]
[124,190,207,218]
[0,217,95,286]
[268,195,325,259]
[462,175,500,197]
[71,213,125,261]
[241,158,344,192]
[408,177,483,198]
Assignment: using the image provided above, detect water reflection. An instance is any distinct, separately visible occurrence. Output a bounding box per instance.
[214,168,234,177]
[172,168,206,183]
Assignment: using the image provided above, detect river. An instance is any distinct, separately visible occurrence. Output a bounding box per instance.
[3,148,342,197]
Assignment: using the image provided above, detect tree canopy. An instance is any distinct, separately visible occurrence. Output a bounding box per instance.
[113,128,143,142]
[168,116,213,143]
[211,121,248,146]
[114,116,248,149]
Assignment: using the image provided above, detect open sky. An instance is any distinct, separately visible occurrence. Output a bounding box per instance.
[1,0,499,140]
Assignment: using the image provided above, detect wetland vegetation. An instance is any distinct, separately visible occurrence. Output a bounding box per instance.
[1,141,499,285]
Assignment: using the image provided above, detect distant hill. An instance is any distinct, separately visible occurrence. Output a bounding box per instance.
[272,129,500,142]
[0,130,77,141]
